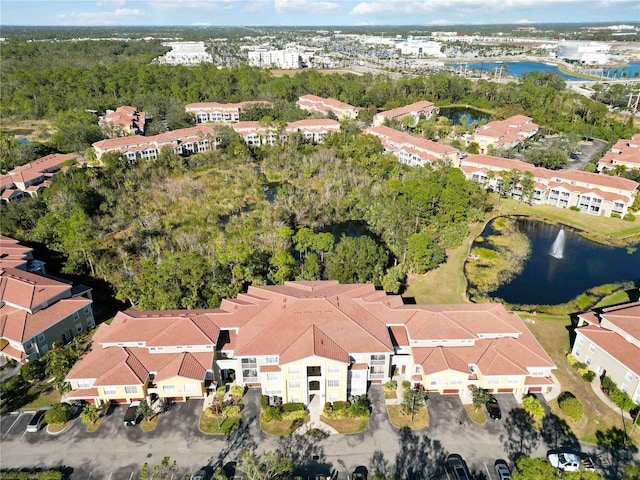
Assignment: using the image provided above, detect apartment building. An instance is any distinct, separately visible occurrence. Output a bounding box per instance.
[373,101,439,127]
[572,301,640,406]
[66,281,555,406]
[185,101,273,124]
[469,115,539,154]
[98,106,147,137]
[365,125,459,166]
[0,240,94,363]
[0,153,75,203]
[297,95,359,120]
[247,49,300,69]
[459,154,638,218]
[0,236,45,274]
[92,120,340,161]
[597,134,640,172]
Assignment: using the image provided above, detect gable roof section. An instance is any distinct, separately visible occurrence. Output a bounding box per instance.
[0,268,71,311]
[280,325,349,364]
[599,301,640,341]
[577,325,640,375]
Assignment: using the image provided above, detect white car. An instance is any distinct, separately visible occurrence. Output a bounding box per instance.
[547,452,581,471]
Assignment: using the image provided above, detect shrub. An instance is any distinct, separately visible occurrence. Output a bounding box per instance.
[349,401,370,418]
[322,403,334,417]
[260,395,269,409]
[610,388,636,412]
[282,409,306,421]
[402,380,411,392]
[44,403,71,425]
[558,394,584,421]
[610,213,621,219]
[581,371,596,383]
[332,401,350,411]
[281,402,305,413]
[20,359,47,382]
[623,213,636,222]
[522,395,545,419]
[569,206,580,211]
[566,353,578,366]
[601,375,617,391]
[229,385,245,399]
[383,381,397,392]
[222,405,241,417]
[216,386,226,396]
[262,406,283,422]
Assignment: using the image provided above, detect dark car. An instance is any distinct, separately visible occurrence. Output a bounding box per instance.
[123,401,140,427]
[446,454,471,480]
[26,408,50,432]
[486,395,502,420]
[494,459,512,480]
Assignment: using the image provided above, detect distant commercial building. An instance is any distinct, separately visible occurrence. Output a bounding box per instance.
[297,95,359,120]
[155,42,213,65]
[185,101,272,124]
[98,106,146,137]
[399,38,444,57]
[247,49,300,69]
[557,41,610,65]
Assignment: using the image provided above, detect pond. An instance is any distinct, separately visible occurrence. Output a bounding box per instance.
[439,106,489,126]
[452,61,587,81]
[470,217,640,306]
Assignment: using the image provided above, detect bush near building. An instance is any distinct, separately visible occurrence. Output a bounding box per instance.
[558,392,584,421]
[601,376,637,412]
[44,403,71,425]
[566,353,596,382]
[323,396,370,419]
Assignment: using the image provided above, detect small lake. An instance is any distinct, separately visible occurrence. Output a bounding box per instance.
[472,218,640,306]
[583,62,640,79]
[439,106,490,126]
[452,61,587,81]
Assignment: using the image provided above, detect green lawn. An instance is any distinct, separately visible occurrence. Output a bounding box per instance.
[464,404,487,424]
[320,415,369,434]
[386,405,429,430]
[198,411,241,435]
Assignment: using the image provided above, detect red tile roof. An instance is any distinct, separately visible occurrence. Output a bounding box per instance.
[376,101,437,120]
[577,325,640,375]
[0,267,71,311]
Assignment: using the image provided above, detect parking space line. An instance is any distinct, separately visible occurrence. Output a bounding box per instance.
[128,472,134,480]
[87,472,92,479]
[2,412,23,439]
[106,473,112,480]
[484,462,492,480]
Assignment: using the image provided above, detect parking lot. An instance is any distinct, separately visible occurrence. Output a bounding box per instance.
[0,389,623,480]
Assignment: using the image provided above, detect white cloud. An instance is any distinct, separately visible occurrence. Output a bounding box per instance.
[274,0,340,14]
[516,18,532,23]
[148,0,234,10]
[350,0,600,16]
[96,0,126,6]
[55,8,144,25]
[242,0,269,12]
[427,19,454,25]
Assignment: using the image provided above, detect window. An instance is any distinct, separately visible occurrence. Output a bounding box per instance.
[184,384,197,393]
[328,379,339,388]
[450,377,463,385]
[508,376,520,385]
[264,388,282,396]
[626,371,633,382]
[621,384,628,393]
[87,316,95,327]
[487,377,500,385]
[370,354,385,366]
[328,365,340,374]
[37,333,45,343]
[77,380,91,389]
[242,358,258,382]
[266,373,280,382]
[578,336,585,345]
[162,385,176,394]
[84,305,92,315]
[430,377,442,386]
[265,356,279,364]
[291,394,301,403]
[242,358,257,368]
[125,386,138,394]
[76,323,83,333]
[24,340,32,350]
[589,343,595,353]
[288,366,301,375]
[73,311,80,321]
[585,356,592,366]
[103,387,116,395]
[329,393,339,402]
[415,366,422,374]
[288,380,301,389]
[574,348,581,357]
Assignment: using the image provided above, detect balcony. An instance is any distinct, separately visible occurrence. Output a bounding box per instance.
[307,366,322,377]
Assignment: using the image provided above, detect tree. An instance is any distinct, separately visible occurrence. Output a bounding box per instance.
[401,386,426,423]
[80,404,101,424]
[139,456,178,480]
[522,395,545,420]
[237,448,293,480]
[512,456,559,480]
[137,399,155,421]
[405,233,445,274]
[471,387,491,412]
[44,403,72,425]
[20,358,47,382]
[381,266,406,294]
[466,142,480,154]
[325,235,389,286]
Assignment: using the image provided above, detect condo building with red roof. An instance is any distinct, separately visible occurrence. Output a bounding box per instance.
[98,106,147,137]
[597,134,640,173]
[0,153,75,203]
[185,101,273,124]
[373,101,439,127]
[297,95,359,121]
[572,301,640,406]
[66,281,555,407]
[460,154,638,217]
[469,115,539,154]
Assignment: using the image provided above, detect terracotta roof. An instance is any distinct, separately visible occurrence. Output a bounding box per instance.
[0,342,26,360]
[389,325,409,347]
[600,301,640,341]
[366,126,458,156]
[297,94,357,112]
[413,347,469,375]
[376,101,436,120]
[524,376,554,385]
[280,325,349,364]
[260,365,281,372]
[351,362,369,370]
[155,352,208,382]
[0,267,71,311]
[577,325,640,375]
[66,387,100,399]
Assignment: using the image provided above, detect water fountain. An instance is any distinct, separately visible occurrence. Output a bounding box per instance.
[549,228,565,259]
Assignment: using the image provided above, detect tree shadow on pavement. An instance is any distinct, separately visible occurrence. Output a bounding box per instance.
[540,412,580,452]
[210,415,257,469]
[277,433,333,478]
[392,428,448,480]
[595,427,638,480]
[499,408,540,463]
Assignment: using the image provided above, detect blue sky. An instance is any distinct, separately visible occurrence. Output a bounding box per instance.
[1,0,638,27]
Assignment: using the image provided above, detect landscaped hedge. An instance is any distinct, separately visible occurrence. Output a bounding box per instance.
[0,471,63,480]
[323,396,370,419]
[558,393,584,421]
[601,375,637,412]
[281,402,305,413]
[261,402,307,423]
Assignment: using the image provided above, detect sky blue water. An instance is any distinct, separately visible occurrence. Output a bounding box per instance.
[454,61,587,81]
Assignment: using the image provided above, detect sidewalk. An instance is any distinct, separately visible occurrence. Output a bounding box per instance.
[542,372,562,402]
[590,380,632,420]
[294,393,339,435]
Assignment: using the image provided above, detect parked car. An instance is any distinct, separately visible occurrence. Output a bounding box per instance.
[494,459,512,479]
[26,407,51,432]
[547,451,581,471]
[486,395,502,420]
[446,454,471,480]
[190,470,207,480]
[123,401,140,427]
